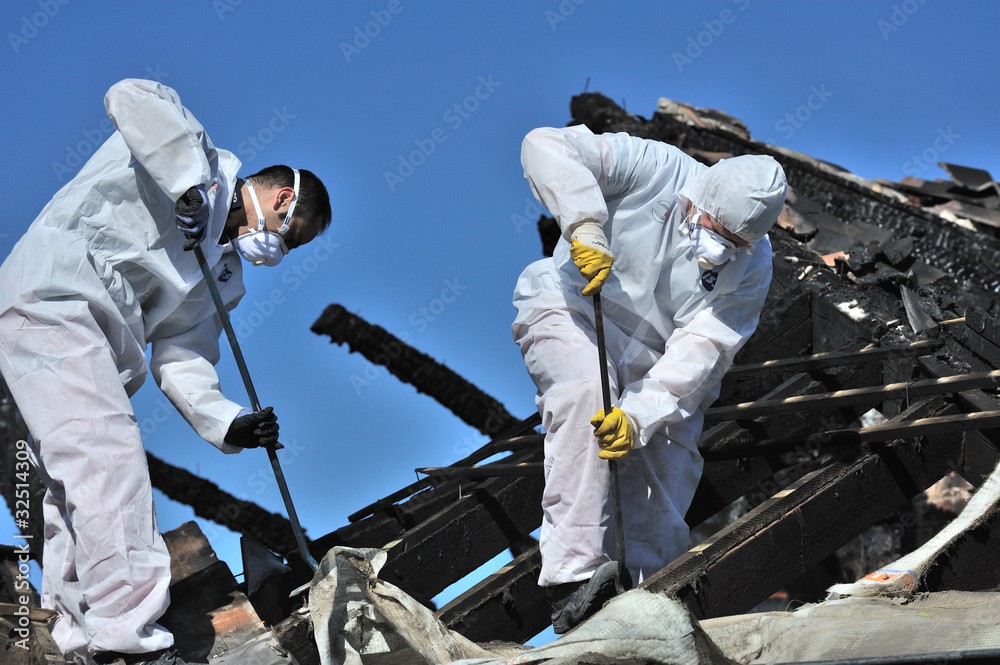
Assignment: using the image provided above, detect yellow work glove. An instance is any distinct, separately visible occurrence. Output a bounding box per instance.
[570,221,613,296]
[590,407,635,460]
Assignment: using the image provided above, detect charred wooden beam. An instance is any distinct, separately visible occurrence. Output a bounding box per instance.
[438,369,868,643]
[311,304,520,437]
[439,319,916,642]
[921,495,1000,594]
[917,355,1000,479]
[313,430,544,559]
[437,546,543,643]
[641,398,957,619]
[146,453,300,557]
[704,411,1000,462]
[377,447,545,605]
[415,462,543,481]
[160,522,269,663]
[310,473,478,555]
[725,339,943,378]
[707,369,1000,422]
[907,340,1000,593]
[718,246,813,404]
[949,307,1000,372]
[346,415,541,523]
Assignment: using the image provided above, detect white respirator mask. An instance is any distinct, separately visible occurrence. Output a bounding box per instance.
[234,169,299,267]
[680,208,739,270]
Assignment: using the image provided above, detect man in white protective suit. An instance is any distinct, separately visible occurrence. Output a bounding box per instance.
[512,124,786,633]
[0,79,331,664]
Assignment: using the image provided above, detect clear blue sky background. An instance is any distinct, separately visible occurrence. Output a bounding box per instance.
[2,0,999,644]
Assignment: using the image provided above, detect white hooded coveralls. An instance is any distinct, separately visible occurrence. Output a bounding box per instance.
[0,79,248,658]
[513,125,785,587]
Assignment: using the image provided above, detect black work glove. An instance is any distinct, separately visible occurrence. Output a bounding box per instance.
[175,185,210,249]
[225,406,279,449]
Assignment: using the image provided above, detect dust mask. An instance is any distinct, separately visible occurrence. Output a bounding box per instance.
[680,208,739,269]
[234,169,299,267]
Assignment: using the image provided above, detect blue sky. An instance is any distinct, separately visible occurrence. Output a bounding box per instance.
[2,0,999,643]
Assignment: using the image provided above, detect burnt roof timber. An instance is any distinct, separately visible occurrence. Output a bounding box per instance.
[725,338,943,377]
[438,363,884,642]
[377,446,544,605]
[706,369,1000,422]
[311,303,522,437]
[642,396,956,619]
[346,414,540,523]
[146,451,302,557]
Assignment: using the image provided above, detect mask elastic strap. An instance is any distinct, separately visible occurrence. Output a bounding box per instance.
[277,169,300,236]
[243,179,267,232]
[679,206,701,237]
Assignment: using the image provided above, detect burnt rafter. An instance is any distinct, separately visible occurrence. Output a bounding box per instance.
[146,452,300,556]
[312,303,520,437]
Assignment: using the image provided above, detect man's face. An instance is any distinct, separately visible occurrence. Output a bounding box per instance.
[235,183,319,252]
[685,202,748,249]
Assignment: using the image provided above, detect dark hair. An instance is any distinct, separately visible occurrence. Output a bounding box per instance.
[247,165,332,233]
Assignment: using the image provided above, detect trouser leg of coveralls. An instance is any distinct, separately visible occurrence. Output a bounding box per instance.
[517,306,703,587]
[616,432,702,582]
[29,451,90,657]
[0,300,173,657]
[519,307,613,587]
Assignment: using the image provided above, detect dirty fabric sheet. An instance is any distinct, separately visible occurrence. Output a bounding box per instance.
[308,547,726,665]
[701,591,1000,663]
[307,548,1000,664]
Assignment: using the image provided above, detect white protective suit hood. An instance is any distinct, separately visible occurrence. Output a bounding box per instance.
[677,154,787,243]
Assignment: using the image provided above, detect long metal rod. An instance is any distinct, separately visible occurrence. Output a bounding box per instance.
[191,244,318,570]
[593,293,628,591]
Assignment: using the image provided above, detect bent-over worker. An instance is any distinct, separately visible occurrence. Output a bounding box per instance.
[512,124,787,633]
